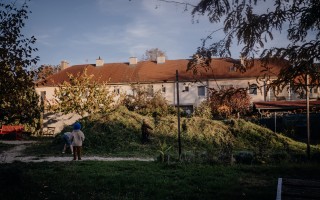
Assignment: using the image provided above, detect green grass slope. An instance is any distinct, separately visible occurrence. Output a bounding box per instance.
[39,106,319,163]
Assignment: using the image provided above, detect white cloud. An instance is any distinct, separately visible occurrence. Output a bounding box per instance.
[33,27,63,47]
[125,23,153,38]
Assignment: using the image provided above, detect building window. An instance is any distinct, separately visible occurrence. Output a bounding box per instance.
[162,86,166,93]
[313,87,318,93]
[114,87,120,95]
[40,91,46,101]
[249,84,258,95]
[113,86,120,95]
[198,86,206,96]
[183,86,189,92]
[147,85,154,97]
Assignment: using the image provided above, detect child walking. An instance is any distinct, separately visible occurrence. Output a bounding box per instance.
[70,122,85,161]
[62,132,73,154]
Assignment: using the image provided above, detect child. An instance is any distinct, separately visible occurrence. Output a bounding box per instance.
[62,132,73,154]
[141,119,153,144]
[70,122,85,160]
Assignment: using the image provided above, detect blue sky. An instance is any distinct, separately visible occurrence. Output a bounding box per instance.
[22,0,298,67]
[23,0,219,67]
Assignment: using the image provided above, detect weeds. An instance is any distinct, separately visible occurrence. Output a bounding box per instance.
[157,140,172,163]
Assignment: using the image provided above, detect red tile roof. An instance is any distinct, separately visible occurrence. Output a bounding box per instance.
[37,58,286,87]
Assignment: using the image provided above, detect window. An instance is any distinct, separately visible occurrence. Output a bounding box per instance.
[198,86,206,96]
[132,89,136,96]
[183,86,189,92]
[40,91,46,101]
[115,88,120,95]
[147,85,154,97]
[161,86,166,93]
[249,84,258,95]
[313,87,318,93]
[114,87,120,95]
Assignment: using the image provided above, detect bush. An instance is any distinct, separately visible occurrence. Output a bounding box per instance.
[234,151,254,164]
[193,101,212,119]
[121,85,171,117]
[208,88,251,119]
[269,151,290,163]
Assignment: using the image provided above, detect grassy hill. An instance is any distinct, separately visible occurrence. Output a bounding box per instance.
[42,106,318,164]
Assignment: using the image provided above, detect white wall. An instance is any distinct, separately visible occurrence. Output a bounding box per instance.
[36,77,297,110]
[36,87,58,103]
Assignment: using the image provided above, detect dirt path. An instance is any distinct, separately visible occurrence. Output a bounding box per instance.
[0,141,154,163]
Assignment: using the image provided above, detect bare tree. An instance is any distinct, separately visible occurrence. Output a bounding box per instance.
[141,48,167,61]
[34,64,61,81]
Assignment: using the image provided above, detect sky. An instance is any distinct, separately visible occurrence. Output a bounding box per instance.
[21,0,297,67]
[22,0,219,67]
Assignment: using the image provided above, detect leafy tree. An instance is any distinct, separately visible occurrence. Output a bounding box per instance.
[121,84,171,116]
[142,48,167,61]
[0,0,41,131]
[163,0,320,90]
[49,68,115,117]
[160,0,320,158]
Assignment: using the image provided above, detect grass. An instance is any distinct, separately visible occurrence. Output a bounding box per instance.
[0,161,319,200]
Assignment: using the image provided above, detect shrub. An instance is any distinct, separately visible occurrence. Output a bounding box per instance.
[217,105,232,118]
[121,84,171,117]
[193,101,212,119]
[234,151,254,164]
[156,140,172,163]
[208,88,251,118]
[269,151,290,163]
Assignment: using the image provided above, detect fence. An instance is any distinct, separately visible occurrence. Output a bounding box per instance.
[258,113,320,140]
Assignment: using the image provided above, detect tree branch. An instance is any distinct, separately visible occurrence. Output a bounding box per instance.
[157,0,196,7]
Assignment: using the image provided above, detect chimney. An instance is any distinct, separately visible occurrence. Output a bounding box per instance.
[61,60,69,70]
[129,57,138,65]
[157,56,165,64]
[96,56,104,67]
[240,56,245,66]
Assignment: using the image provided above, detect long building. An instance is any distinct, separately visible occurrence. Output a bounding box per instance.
[36,56,314,113]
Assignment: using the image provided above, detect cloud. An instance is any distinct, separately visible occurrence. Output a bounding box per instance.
[125,21,155,38]
[33,27,63,47]
[36,34,52,46]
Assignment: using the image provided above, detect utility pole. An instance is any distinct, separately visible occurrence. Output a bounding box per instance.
[176,70,182,159]
[306,73,311,160]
